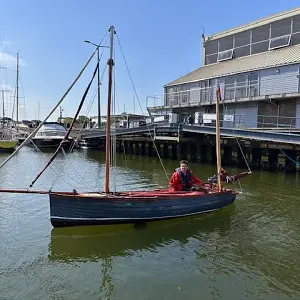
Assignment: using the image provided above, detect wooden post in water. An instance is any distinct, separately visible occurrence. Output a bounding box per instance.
[104,26,115,193]
[216,84,222,192]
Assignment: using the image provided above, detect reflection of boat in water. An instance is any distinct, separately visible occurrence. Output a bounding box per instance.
[48,208,234,262]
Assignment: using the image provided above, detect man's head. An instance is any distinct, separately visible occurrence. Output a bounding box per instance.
[180,160,189,174]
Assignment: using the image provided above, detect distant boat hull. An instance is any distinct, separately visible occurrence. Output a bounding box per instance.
[31,137,72,149]
[17,122,75,149]
[49,190,237,227]
[18,137,73,149]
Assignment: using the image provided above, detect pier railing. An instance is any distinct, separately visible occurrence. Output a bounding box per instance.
[181,113,300,132]
[79,113,300,140]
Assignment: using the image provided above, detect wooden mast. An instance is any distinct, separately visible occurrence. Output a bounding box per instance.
[104,26,115,193]
[216,84,222,192]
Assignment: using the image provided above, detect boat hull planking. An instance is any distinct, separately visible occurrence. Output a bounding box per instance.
[49,190,237,227]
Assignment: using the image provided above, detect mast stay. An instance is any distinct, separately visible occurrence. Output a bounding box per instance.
[0,49,98,170]
[29,62,99,188]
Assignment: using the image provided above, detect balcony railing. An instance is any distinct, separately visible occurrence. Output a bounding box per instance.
[147,74,300,108]
[196,113,300,131]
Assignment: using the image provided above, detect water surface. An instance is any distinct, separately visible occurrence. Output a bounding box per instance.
[1,147,300,299]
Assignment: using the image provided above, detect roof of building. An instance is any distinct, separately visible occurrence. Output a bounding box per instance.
[165,44,300,87]
[206,7,300,41]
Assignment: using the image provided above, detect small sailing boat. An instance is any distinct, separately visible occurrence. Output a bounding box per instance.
[0,53,20,152]
[0,26,249,228]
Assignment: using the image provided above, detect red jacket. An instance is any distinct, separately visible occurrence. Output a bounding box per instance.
[169,168,203,191]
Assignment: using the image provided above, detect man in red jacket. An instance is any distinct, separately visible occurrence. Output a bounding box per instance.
[169,160,207,192]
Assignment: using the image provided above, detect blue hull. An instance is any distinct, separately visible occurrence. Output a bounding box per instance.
[49,191,237,228]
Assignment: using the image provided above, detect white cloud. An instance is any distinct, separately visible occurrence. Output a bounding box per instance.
[0,52,28,68]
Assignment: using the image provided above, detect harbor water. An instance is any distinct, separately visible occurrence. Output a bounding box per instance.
[1,147,300,300]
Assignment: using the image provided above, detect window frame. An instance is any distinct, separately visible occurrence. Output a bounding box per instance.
[268,34,291,51]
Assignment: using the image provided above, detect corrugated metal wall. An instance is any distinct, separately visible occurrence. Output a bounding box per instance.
[259,65,299,96]
[244,104,258,128]
[235,104,257,129]
[234,106,245,128]
[221,103,257,129]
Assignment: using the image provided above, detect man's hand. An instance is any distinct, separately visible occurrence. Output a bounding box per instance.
[192,184,211,192]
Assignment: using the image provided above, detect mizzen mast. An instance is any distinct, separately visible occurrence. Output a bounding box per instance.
[215,84,222,192]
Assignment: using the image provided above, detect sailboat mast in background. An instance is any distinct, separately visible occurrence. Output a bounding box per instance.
[16,52,19,128]
[104,26,115,193]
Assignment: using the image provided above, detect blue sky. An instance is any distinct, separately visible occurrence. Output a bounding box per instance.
[0,0,299,121]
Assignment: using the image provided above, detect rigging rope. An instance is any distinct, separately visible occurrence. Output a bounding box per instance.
[50,42,109,191]
[279,148,300,166]
[29,63,99,188]
[30,140,88,190]
[54,64,108,190]
[0,50,98,170]
[50,89,97,190]
[0,31,109,171]
[115,33,170,183]
[219,92,252,173]
[210,85,251,194]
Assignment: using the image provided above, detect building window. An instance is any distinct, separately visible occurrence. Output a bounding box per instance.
[269,34,291,50]
[179,83,190,91]
[292,32,300,46]
[251,40,269,54]
[235,30,251,47]
[217,49,233,62]
[235,74,247,99]
[190,82,200,89]
[248,72,259,97]
[252,24,270,43]
[234,45,250,58]
[293,15,300,33]
[205,40,218,55]
[271,18,292,38]
[224,76,235,100]
[248,72,258,82]
[200,80,209,103]
[205,54,218,65]
[218,36,234,52]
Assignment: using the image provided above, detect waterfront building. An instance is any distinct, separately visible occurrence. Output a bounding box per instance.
[147,7,300,129]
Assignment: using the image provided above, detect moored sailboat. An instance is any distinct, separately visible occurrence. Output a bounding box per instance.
[0,26,250,228]
[0,53,20,152]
